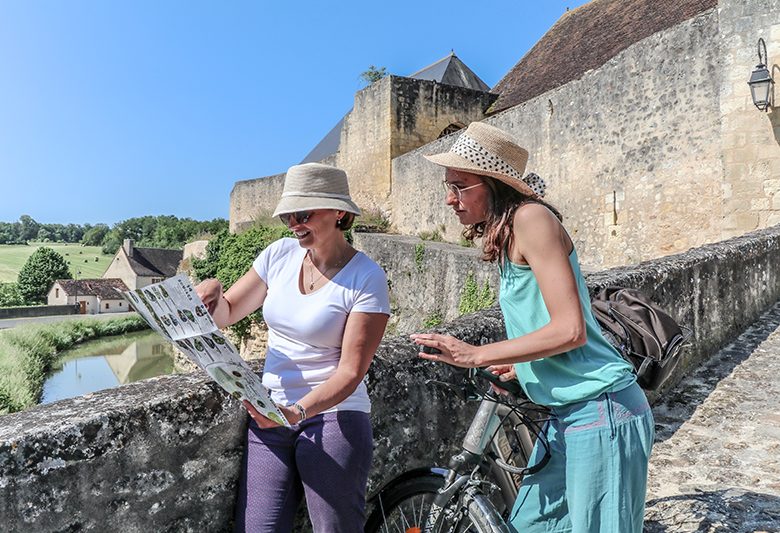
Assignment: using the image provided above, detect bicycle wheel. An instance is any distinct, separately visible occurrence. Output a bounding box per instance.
[364,472,443,533]
[364,473,509,533]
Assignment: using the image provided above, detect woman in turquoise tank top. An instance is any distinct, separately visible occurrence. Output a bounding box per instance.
[410,122,654,533]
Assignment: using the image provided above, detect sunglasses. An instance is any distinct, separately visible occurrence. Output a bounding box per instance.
[442,180,483,201]
[279,210,314,226]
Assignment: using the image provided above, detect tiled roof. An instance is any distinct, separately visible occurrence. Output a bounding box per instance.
[56,278,129,299]
[127,247,182,278]
[490,0,717,114]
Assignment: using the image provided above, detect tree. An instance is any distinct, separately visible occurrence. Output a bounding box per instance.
[18,215,39,242]
[36,227,53,242]
[360,65,387,85]
[82,224,110,246]
[17,247,72,304]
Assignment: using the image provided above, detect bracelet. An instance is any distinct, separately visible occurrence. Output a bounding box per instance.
[292,402,307,422]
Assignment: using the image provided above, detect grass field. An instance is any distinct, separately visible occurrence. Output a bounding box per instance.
[0,243,113,283]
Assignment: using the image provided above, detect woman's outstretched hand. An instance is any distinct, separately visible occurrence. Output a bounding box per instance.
[195,279,223,314]
[410,333,482,368]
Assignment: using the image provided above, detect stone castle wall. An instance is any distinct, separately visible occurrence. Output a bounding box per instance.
[229,76,496,228]
[332,78,393,214]
[719,0,780,236]
[391,1,780,269]
[229,172,285,233]
[389,77,498,162]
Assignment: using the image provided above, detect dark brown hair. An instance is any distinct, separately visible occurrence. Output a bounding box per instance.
[463,177,563,263]
[337,212,356,231]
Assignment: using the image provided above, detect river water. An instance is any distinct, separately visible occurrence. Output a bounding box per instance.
[40,330,176,403]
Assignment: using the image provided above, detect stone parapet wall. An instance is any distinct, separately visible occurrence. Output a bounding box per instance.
[3,223,779,531]
[0,304,78,319]
[352,232,498,335]
[0,373,246,533]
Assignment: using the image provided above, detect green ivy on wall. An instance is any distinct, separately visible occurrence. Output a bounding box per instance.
[422,310,443,329]
[414,242,425,272]
[458,272,495,316]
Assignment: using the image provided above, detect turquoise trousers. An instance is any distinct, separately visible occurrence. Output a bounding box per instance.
[509,382,654,533]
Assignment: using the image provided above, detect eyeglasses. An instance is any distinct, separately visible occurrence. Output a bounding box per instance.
[442,180,483,201]
[279,210,314,226]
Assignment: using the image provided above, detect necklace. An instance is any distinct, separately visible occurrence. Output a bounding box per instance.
[306,250,349,291]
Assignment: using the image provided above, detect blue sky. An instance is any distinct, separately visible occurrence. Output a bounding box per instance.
[0,1,588,226]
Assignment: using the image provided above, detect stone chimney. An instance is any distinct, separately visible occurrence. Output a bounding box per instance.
[123,239,134,257]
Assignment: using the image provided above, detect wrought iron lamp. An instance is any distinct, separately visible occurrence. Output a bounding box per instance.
[747,38,774,111]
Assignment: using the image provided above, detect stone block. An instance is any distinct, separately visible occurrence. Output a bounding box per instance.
[752,197,771,210]
[723,182,733,200]
[764,178,780,195]
[763,211,780,225]
[724,147,758,165]
[735,211,760,230]
[771,23,780,42]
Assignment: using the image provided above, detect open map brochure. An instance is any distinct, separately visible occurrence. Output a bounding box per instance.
[120,274,289,427]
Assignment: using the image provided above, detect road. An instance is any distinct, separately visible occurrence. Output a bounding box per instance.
[645,300,780,532]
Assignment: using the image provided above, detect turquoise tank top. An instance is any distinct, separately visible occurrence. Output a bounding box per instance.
[499,248,635,407]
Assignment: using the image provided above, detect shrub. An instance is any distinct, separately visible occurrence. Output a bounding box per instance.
[0,283,24,307]
[17,247,72,304]
[192,225,292,340]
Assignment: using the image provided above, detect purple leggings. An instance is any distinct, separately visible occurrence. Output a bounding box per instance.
[234,410,373,533]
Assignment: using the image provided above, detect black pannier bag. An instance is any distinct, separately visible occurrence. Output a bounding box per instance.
[591,287,686,391]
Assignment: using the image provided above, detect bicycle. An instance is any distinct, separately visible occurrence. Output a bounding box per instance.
[364,363,553,533]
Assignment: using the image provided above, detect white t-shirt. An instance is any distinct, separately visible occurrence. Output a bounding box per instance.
[253,238,390,413]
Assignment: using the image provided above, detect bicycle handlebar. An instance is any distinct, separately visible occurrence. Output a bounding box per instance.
[473,368,523,397]
[420,345,524,397]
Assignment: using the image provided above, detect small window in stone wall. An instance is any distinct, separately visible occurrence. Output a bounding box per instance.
[438,122,466,139]
[105,303,109,309]
[55,288,59,298]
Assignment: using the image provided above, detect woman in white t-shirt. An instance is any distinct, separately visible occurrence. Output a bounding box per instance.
[196,163,390,532]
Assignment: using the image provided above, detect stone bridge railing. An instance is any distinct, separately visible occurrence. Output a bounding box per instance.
[1,224,779,532]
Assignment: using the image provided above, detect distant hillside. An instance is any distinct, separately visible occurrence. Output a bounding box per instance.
[0,243,111,283]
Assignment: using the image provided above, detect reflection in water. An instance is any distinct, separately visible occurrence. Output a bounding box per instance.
[41,331,175,403]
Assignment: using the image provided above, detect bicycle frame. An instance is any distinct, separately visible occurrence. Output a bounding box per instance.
[423,389,544,532]
[365,369,552,533]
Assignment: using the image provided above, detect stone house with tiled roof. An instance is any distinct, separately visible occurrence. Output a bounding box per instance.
[102,239,182,290]
[47,278,129,315]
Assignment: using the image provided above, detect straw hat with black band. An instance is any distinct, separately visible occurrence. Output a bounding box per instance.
[424,121,546,198]
[272,163,362,218]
